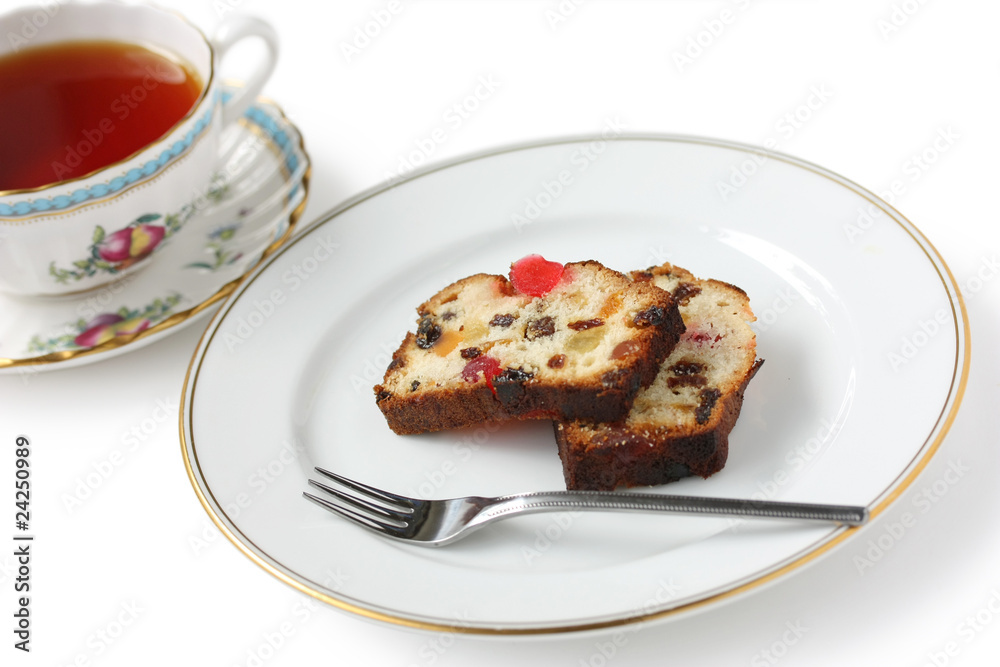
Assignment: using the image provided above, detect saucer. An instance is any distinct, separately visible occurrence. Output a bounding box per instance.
[0,87,310,374]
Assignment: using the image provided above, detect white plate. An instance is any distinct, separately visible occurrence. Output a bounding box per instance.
[181,135,968,635]
[0,87,310,373]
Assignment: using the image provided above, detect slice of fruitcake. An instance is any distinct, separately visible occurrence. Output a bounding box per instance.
[374,256,685,435]
[554,263,763,491]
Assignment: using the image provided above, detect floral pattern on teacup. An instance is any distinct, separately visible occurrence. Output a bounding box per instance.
[47,174,230,284]
[95,221,167,264]
[186,222,244,272]
[25,293,183,354]
[48,212,190,284]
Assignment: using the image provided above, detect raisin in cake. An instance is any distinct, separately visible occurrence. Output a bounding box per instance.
[554,263,763,491]
[374,256,685,435]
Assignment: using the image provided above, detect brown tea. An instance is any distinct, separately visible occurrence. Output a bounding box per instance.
[0,40,202,191]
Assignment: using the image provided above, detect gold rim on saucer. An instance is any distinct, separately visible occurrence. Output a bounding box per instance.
[0,94,311,370]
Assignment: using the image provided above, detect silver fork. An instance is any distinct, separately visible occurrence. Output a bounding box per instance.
[303,467,869,547]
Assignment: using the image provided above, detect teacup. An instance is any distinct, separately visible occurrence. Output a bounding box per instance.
[0,1,278,296]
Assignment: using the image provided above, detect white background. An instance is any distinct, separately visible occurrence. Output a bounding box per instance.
[1,0,998,665]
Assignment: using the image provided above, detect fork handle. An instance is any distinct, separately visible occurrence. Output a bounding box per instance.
[485,491,868,525]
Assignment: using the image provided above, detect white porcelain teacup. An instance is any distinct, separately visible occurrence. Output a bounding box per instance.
[0,1,278,296]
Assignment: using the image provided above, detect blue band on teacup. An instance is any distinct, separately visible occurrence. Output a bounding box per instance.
[0,93,219,218]
[243,105,303,197]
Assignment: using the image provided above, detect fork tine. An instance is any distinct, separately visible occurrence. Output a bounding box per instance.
[307,479,411,523]
[303,492,407,538]
[313,467,415,508]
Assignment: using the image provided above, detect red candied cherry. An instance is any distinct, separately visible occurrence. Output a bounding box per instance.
[509,255,564,297]
[461,355,502,387]
[685,329,723,347]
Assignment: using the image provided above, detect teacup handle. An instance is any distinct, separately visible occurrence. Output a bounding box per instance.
[212,15,279,126]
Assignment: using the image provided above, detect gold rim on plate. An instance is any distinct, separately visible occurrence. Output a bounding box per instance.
[180,133,969,635]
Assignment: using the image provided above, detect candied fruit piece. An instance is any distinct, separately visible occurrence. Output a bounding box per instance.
[461,355,501,385]
[490,313,516,327]
[568,318,603,331]
[525,316,555,341]
[510,254,564,297]
[667,375,707,389]
[566,328,605,353]
[673,282,702,306]
[632,305,665,328]
[686,329,723,346]
[601,369,629,388]
[497,368,533,383]
[610,340,639,360]
[462,320,488,344]
[597,291,624,319]
[433,330,463,357]
[669,360,705,375]
[416,317,442,349]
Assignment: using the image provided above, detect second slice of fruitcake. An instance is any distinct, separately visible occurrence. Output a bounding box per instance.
[554,263,763,491]
[374,256,685,434]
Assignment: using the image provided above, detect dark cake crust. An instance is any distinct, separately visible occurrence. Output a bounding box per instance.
[554,359,762,491]
[374,261,685,435]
